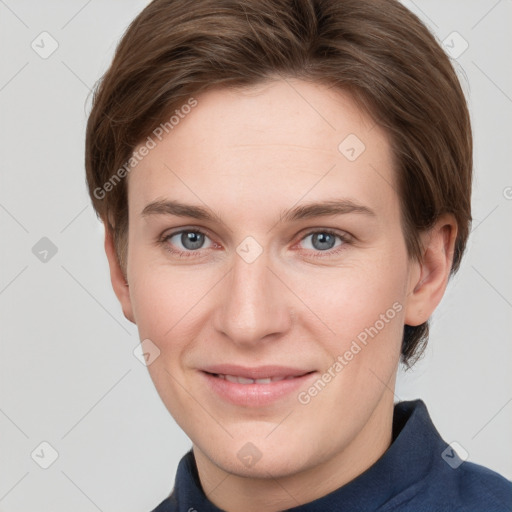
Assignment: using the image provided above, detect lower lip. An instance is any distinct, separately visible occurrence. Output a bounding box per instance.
[200,371,316,407]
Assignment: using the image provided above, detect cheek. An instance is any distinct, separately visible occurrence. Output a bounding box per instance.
[128,274,172,340]
[127,264,207,421]
[292,259,406,336]
[293,264,406,420]
[127,246,213,338]
[288,261,408,382]
[127,260,224,395]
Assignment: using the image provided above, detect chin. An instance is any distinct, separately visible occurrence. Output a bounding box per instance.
[196,432,318,479]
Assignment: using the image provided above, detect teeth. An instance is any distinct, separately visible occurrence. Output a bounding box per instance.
[216,374,296,384]
[224,374,241,383]
[255,378,272,384]
[238,376,255,384]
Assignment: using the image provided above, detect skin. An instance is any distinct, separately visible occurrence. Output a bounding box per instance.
[104,78,457,512]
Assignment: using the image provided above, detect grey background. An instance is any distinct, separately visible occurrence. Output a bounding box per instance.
[0,1,511,510]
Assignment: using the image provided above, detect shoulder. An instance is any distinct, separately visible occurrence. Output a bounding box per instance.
[381,460,512,512]
[150,494,176,512]
[451,460,512,511]
[409,459,512,512]
[384,400,512,512]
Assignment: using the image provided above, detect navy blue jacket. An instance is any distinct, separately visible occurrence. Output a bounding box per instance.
[152,400,512,511]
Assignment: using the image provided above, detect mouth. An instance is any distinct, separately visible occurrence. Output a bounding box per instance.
[199,365,317,407]
[208,373,301,384]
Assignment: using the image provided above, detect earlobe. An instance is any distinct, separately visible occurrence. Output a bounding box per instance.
[103,224,136,324]
[404,215,458,327]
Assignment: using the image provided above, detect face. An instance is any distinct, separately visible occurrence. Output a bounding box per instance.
[116,79,423,487]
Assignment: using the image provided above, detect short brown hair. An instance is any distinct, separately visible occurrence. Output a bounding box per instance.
[85,0,472,366]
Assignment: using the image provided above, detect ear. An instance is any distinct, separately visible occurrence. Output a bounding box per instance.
[104,224,136,324]
[404,214,458,326]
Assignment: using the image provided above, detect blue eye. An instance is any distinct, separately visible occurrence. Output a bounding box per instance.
[178,231,206,250]
[300,231,345,252]
[160,228,349,259]
[163,229,213,254]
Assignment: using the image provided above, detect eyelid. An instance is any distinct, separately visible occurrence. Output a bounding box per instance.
[297,227,352,241]
[160,226,215,243]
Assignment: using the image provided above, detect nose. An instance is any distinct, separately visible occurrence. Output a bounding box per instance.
[213,248,292,348]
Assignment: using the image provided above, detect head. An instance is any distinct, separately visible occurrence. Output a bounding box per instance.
[85,0,472,492]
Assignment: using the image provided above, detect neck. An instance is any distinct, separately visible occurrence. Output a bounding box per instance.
[193,393,395,512]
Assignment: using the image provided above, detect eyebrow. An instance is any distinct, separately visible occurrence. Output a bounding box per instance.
[141,198,375,223]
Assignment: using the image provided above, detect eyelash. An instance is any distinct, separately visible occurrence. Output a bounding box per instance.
[158,228,351,259]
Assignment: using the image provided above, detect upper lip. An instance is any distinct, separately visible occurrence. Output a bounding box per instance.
[201,364,314,379]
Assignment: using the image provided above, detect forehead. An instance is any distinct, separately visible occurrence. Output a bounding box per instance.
[127,79,398,223]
